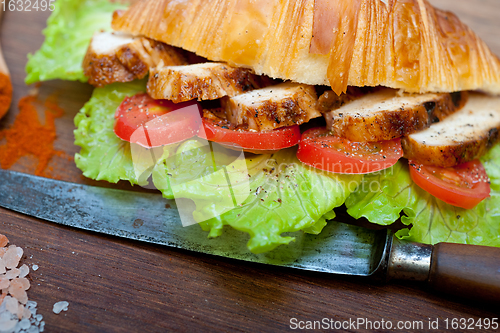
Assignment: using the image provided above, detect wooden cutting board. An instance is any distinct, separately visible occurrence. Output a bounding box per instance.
[1,1,499,331]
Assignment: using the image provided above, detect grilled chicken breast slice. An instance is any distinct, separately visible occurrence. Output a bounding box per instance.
[402,93,500,167]
[325,89,467,142]
[222,83,321,131]
[147,63,262,103]
[83,31,187,87]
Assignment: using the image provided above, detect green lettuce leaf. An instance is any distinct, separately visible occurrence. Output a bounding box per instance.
[73,78,500,250]
[74,80,150,185]
[346,146,500,247]
[74,81,362,253]
[25,0,127,84]
[152,140,362,253]
[31,0,500,252]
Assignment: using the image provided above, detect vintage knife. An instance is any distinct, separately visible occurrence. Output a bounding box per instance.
[0,169,499,302]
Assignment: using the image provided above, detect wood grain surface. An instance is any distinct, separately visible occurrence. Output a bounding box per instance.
[1,1,500,332]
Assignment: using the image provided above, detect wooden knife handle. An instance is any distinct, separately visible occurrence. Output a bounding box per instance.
[428,243,500,302]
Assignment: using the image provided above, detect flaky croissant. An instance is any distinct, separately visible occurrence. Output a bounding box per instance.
[111,0,500,95]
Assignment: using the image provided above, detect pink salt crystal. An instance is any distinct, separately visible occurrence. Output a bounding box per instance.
[22,307,31,319]
[11,278,30,291]
[17,303,25,320]
[0,276,9,289]
[8,284,28,304]
[0,234,8,247]
[21,278,31,290]
[0,259,6,274]
[4,295,18,315]
[3,246,22,269]
[18,264,29,278]
[0,247,6,258]
[0,292,6,305]
[5,267,20,279]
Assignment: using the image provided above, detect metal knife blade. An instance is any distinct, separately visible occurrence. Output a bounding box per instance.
[0,169,389,276]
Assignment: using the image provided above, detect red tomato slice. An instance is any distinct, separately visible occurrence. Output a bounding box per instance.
[199,117,301,153]
[409,160,490,209]
[114,93,201,148]
[296,127,402,173]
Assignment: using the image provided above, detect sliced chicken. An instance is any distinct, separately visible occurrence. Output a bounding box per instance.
[222,83,321,131]
[402,93,500,167]
[325,89,468,142]
[147,63,262,103]
[83,31,187,87]
[315,87,367,113]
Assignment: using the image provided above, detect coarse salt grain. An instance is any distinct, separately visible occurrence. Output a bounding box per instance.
[4,296,18,314]
[0,317,17,333]
[19,318,31,330]
[0,277,9,289]
[23,307,31,319]
[11,278,30,291]
[31,265,38,271]
[3,246,22,269]
[5,268,20,280]
[17,303,25,320]
[52,301,69,314]
[0,234,44,333]
[9,283,28,305]
[0,235,8,248]
[0,259,5,274]
[19,264,29,278]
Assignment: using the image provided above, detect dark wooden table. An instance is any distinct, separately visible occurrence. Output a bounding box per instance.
[1,1,499,332]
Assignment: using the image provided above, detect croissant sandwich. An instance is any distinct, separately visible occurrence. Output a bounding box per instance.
[25,0,500,252]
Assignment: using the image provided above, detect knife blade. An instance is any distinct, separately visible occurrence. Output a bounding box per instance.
[0,169,388,276]
[1,169,499,302]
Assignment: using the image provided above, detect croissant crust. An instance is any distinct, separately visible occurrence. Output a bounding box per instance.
[111,0,500,95]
